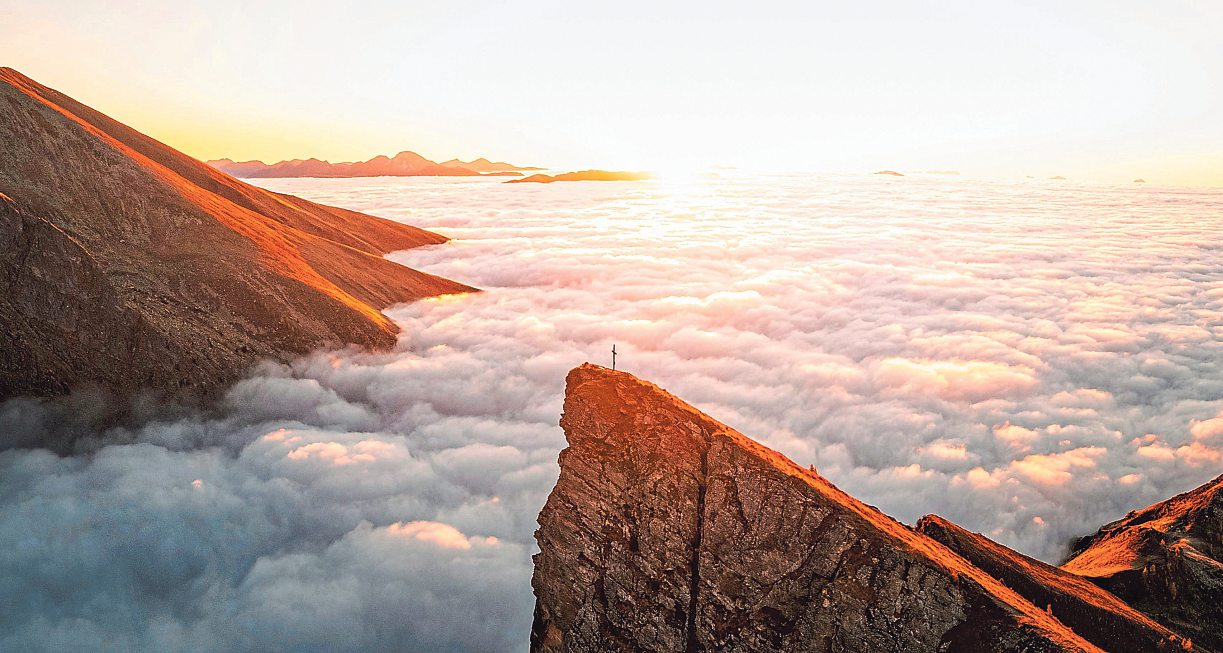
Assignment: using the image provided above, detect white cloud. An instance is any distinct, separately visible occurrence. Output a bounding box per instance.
[3,174,1223,651]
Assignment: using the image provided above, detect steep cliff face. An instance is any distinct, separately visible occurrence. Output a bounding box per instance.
[0,192,185,401]
[1061,475,1223,651]
[532,364,1103,653]
[916,515,1195,653]
[0,67,473,404]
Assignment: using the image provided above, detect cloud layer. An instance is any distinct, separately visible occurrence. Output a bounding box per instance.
[3,173,1223,651]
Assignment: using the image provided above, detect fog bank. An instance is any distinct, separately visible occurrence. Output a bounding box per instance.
[3,174,1222,652]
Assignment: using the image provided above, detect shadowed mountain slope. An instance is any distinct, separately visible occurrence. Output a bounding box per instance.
[0,67,473,404]
[532,364,1106,653]
[1062,474,1223,651]
[917,515,1196,652]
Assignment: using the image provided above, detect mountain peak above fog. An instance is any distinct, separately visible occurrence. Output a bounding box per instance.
[530,363,1203,652]
[0,67,473,409]
[392,150,429,162]
[1061,474,1223,650]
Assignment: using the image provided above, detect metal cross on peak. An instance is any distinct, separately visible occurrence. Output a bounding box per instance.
[611,344,617,371]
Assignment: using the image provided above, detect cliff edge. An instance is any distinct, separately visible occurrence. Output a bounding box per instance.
[531,364,1105,652]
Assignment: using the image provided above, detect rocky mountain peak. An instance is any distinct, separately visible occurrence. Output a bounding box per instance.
[532,364,1105,652]
[1061,474,1223,650]
[0,67,473,411]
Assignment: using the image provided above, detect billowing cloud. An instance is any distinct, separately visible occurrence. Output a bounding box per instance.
[2,174,1223,651]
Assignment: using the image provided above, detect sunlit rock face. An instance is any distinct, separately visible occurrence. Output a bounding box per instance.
[1061,474,1223,651]
[532,364,1101,653]
[916,515,1192,653]
[0,68,471,407]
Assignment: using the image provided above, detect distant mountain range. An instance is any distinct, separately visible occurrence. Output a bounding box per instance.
[440,157,544,173]
[207,152,543,179]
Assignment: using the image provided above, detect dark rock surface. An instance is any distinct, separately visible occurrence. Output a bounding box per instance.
[0,67,473,405]
[1062,474,1223,651]
[917,515,1195,653]
[532,364,1103,652]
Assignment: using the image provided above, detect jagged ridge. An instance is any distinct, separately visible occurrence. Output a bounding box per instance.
[917,515,1196,652]
[1062,475,1223,651]
[532,364,1104,652]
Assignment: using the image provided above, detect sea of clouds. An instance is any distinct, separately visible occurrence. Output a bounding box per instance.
[2,173,1223,652]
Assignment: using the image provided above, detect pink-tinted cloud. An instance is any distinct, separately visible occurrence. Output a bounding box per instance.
[3,174,1223,652]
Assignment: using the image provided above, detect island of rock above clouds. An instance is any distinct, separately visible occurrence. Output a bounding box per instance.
[507,170,652,184]
[532,364,1215,652]
[0,67,473,404]
[207,152,541,178]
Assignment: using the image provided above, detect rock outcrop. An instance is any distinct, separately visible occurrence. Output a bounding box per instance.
[1061,474,1223,651]
[532,364,1107,652]
[917,515,1193,653]
[0,67,473,404]
[507,170,651,184]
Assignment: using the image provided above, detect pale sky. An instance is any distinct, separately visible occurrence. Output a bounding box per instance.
[2,0,1221,184]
